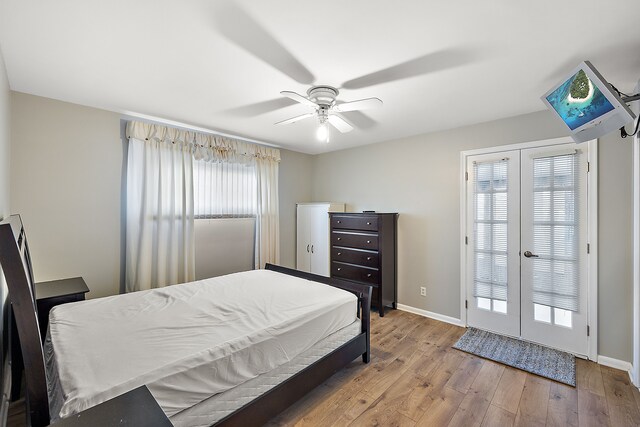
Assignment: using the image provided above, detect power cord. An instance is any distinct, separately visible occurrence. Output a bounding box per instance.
[621,117,640,139]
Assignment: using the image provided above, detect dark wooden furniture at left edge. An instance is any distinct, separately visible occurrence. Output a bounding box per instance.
[0,215,49,427]
[47,385,172,427]
[0,214,372,427]
[10,277,89,400]
[35,277,89,340]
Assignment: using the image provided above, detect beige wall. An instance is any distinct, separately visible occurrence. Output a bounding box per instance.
[278,149,314,268]
[0,46,11,373]
[11,93,123,298]
[8,91,634,361]
[0,48,9,219]
[312,110,633,362]
[10,92,313,297]
[598,132,633,362]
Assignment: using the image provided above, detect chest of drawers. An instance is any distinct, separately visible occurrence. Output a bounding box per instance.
[329,212,398,316]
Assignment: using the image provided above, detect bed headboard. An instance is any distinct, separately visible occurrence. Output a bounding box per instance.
[0,246,10,427]
[0,215,49,427]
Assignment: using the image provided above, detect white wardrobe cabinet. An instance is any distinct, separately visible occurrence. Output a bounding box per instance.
[296,203,345,276]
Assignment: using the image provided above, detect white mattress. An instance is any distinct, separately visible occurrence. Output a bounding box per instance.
[170,320,361,427]
[45,269,357,421]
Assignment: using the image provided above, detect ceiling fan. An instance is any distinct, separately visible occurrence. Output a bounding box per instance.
[274,86,383,142]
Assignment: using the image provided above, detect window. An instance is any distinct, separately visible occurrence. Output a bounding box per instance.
[193,159,257,219]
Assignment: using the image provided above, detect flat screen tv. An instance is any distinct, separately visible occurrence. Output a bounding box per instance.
[542,61,636,143]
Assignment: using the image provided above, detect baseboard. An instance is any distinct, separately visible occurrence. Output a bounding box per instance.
[598,355,633,377]
[630,365,638,388]
[397,304,465,327]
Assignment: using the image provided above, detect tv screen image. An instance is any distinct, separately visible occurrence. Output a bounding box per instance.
[545,69,615,131]
[541,61,635,143]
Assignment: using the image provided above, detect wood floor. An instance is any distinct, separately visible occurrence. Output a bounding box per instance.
[266,310,640,427]
[8,309,640,426]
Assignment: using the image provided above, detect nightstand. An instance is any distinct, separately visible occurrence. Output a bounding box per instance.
[47,385,172,427]
[35,277,90,341]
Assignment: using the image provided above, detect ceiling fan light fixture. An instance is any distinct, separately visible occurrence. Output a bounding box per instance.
[316,122,329,142]
[277,85,379,140]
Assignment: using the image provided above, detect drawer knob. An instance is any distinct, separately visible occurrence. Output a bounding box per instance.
[337,267,341,271]
[337,237,341,241]
[367,257,371,261]
[367,273,372,278]
[337,252,342,256]
[337,220,341,223]
[367,240,371,244]
[367,222,372,225]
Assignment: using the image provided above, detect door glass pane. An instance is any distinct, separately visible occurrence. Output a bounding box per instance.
[493,300,507,313]
[534,303,551,323]
[477,297,491,310]
[473,159,509,303]
[531,154,580,312]
[554,308,573,328]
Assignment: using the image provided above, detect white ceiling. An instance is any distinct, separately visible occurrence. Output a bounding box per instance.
[1,0,639,154]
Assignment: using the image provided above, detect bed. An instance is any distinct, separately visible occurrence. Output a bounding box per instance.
[0,214,372,427]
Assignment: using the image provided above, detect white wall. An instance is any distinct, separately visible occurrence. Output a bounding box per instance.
[312,110,633,362]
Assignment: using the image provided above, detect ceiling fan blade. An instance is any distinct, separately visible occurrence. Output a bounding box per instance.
[213,2,315,84]
[274,112,315,125]
[333,97,383,112]
[341,48,478,89]
[224,97,298,117]
[327,115,354,133]
[280,91,318,108]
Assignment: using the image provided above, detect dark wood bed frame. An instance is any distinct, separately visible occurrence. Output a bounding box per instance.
[0,214,372,427]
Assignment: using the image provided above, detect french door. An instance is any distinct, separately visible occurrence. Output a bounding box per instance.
[465,143,590,356]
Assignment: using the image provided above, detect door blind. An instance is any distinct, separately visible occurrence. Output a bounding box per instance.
[531,153,580,312]
[473,159,509,301]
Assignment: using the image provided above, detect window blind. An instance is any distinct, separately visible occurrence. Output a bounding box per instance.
[193,159,257,219]
[531,153,580,312]
[473,159,509,301]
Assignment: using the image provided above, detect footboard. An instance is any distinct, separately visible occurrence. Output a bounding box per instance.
[213,264,372,427]
[264,263,372,363]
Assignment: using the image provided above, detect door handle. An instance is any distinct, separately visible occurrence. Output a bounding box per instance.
[306,244,310,253]
[523,251,539,258]
[311,245,314,254]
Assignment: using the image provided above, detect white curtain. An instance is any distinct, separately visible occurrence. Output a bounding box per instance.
[125,121,280,291]
[125,132,195,292]
[255,155,280,269]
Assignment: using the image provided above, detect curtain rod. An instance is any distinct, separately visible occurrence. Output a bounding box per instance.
[120,110,280,149]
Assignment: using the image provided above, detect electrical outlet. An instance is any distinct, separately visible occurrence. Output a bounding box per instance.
[420,287,426,297]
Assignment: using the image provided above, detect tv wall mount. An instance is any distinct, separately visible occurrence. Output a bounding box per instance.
[613,85,640,138]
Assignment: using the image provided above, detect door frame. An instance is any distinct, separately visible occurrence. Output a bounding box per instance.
[459,136,599,360]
